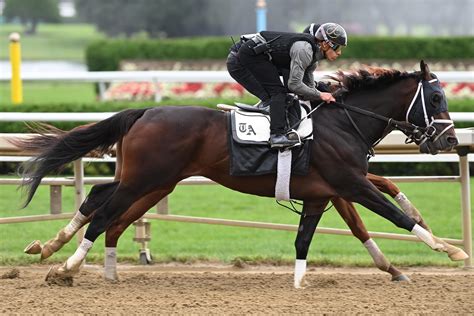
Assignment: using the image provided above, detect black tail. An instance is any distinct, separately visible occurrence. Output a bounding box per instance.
[12,108,148,207]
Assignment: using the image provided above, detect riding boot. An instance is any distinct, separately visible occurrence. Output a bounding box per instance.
[269,93,298,148]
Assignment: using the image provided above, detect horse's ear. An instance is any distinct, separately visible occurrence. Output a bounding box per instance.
[420,60,431,80]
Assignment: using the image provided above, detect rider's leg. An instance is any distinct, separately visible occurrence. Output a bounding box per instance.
[238,44,296,147]
[226,52,270,104]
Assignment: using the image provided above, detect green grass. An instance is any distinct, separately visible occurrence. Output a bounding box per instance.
[0,180,472,267]
[0,23,104,61]
[0,82,97,104]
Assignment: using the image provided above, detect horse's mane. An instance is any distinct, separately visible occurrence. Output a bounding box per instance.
[327,67,419,93]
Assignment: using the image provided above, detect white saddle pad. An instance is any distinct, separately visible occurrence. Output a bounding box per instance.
[231,106,313,144]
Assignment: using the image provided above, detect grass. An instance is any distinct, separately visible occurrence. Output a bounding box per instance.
[0,179,472,267]
[0,23,104,61]
[0,82,98,104]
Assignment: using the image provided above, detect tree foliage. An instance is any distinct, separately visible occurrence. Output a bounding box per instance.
[3,0,60,35]
[75,0,225,38]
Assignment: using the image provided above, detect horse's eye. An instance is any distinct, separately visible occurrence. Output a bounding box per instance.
[430,92,442,108]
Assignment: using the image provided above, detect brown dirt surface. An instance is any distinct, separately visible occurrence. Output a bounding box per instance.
[0,264,473,314]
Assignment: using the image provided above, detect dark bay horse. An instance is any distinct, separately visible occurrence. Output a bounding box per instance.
[16,61,466,285]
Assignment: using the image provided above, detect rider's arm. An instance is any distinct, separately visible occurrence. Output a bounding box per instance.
[288,41,321,100]
[303,63,317,89]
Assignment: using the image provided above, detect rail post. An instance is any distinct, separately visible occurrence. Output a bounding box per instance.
[457,147,472,268]
[9,32,23,104]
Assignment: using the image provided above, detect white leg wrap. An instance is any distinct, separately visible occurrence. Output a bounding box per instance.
[394,192,422,221]
[64,212,87,235]
[411,224,442,250]
[363,239,390,271]
[294,259,307,289]
[104,247,118,280]
[65,238,93,270]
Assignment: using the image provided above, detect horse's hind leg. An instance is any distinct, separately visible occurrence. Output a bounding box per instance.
[104,188,175,281]
[332,197,409,282]
[46,181,152,279]
[367,173,467,261]
[25,181,119,260]
[293,201,327,289]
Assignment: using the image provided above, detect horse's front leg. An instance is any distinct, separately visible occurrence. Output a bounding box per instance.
[332,197,409,282]
[293,201,327,289]
[367,173,467,261]
[367,173,430,231]
[348,180,468,260]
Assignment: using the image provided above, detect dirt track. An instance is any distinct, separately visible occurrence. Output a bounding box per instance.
[1,264,473,314]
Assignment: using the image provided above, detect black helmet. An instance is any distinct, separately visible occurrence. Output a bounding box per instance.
[314,23,348,49]
[302,23,320,36]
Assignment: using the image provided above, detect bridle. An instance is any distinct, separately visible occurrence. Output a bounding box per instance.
[300,76,453,157]
[404,78,454,146]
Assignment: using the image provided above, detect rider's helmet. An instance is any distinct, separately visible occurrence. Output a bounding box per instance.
[302,23,319,36]
[314,23,348,51]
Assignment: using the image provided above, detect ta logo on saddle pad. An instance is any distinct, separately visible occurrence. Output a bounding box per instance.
[238,123,257,136]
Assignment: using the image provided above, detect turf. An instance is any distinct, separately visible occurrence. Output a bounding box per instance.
[0,179,471,267]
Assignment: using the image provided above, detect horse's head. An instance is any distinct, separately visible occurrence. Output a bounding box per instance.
[406,60,458,154]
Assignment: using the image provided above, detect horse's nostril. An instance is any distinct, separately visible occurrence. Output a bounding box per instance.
[447,137,458,145]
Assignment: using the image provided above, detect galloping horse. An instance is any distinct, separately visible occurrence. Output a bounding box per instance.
[16,61,466,286]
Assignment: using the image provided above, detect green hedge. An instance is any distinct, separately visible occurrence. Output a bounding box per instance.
[86,36,474,71]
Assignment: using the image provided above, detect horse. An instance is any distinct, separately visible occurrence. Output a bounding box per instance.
[25,170,462,286]
[15,61,466,286]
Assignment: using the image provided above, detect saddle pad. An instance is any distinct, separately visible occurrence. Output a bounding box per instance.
[230,106,313,145]
[228,113,312,176]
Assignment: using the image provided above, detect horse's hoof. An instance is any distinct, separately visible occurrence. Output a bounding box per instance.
[449,249,469,261]
[391,274,411,282]
[40,244,55,261]
[24,240,43,255]
[294,277,310,289]
[45,266,74,286]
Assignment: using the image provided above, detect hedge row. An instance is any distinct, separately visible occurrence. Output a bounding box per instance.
[86,36,474,71]
[0,98,471,133]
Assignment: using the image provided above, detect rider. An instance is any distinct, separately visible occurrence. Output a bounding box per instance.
[232,23,347,148]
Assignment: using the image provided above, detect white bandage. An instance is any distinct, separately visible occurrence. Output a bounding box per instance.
[363,239,390,271]
[394,192,410,212]
[104,247,118,280]
[64,212,87,235]
[294,259,307,288]
[411,224,442,250]
[65,238,93,270]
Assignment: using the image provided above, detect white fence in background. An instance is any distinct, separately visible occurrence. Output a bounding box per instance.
[0,112,473,122]
[0,70,472,101]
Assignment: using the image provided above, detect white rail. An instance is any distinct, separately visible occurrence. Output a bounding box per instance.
[0,112,473,122]
[1,70,472,83]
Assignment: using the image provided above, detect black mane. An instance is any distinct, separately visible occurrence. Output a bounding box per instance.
[328,67,420,93]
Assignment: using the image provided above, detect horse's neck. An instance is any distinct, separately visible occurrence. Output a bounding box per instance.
[344,80,415,145]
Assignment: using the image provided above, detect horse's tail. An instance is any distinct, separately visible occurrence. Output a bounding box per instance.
[13,108,149,207]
